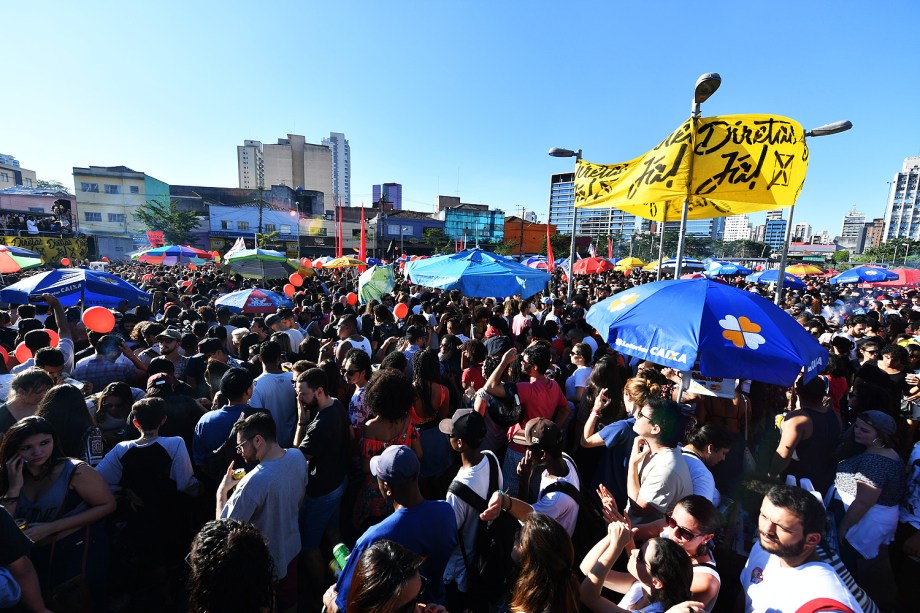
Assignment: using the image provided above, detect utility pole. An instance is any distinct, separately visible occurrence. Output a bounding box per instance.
[518,205,527,257]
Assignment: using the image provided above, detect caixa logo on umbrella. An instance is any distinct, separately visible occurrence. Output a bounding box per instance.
[719,315,766,350]
[613,338,689,364]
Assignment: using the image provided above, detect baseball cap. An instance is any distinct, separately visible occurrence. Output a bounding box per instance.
[858,410,896,437]
[439,408,486,440]
[369,445,420,485]
[157,329,182,341]
[511,417,563,451]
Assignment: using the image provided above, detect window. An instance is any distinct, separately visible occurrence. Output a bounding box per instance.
[280,225,291,234]
[104,184,120,194]
[220,221,230,230]
[352,229,361,238]
[84,212,102,222]
[108,213,126,223]
[0,173,8,182]
[264,224,276,232]
[237,221,250,231]
[28,207,43,213]
[130,186,139,194]
[24,179,32,187]
[81,182,99,192]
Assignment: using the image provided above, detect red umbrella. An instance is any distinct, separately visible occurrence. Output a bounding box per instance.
[680,272,708,279]
[869,267,920,287]
[573,257,615,275]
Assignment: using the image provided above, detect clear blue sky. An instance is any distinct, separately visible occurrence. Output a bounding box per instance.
[4,0,918,236]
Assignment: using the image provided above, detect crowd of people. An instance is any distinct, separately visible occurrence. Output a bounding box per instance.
[0,258,918,613]
[0,214,72,237]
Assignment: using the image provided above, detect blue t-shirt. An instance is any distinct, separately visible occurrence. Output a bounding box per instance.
[594,417,637,510]
[335,500,457,611]
[192,403,256,466]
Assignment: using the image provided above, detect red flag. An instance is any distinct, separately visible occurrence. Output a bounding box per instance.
[358,205,367,272]
[455,240,458,253]
[607,236,613,260]
[547,224,555,272]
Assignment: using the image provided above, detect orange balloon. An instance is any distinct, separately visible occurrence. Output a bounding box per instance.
[61,258,71,266]
[283,283,295,297]
[189,264,198,271]
[347,292,357,306]
[45,329,60,348]
[301,258,313,268]
[289,273,304,287]
[142,274,154,282]
[314,261,324,270]
[82,306,115,333]
[394,303,409,319]
[14,342,31,364]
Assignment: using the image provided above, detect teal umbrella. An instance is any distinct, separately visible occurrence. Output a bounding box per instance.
[222,248,297,280]
[358,265,396,304]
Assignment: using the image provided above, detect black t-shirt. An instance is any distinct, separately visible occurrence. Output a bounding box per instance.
[298,398,349,497]
[0,505,31,566]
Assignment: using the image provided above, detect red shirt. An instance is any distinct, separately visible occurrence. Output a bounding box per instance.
[461,365,486,391]
[507,377,569,452]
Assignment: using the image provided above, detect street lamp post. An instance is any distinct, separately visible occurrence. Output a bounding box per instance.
[774,120,853,306]
[549,147,582,300]
[670,72,722,281]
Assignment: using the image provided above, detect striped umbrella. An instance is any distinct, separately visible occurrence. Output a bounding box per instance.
[222,248,298,280]
[0,245,43,273]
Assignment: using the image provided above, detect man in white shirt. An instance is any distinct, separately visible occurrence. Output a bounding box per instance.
[250,341,297,447]
[741,485,864,613]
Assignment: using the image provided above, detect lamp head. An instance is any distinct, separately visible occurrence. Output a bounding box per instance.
[694,73,722,104]
[804,120,852,138]
[548,147,582,159]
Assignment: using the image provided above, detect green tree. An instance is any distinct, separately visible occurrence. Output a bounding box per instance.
[539,233,573,258]
[832,249,850,264]
[422,228,452,254]
[256,231,280,249]
[35,179,72,194]
[134,198,201,246]
[492,240,520,256]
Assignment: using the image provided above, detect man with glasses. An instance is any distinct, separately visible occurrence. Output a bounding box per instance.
[293,367,350,610]
[626,397,692,526]
[154,328,189,381]
[250,341,297,447]
[343,348,372,434]
[332,315,372,364]
[218,412,308,613]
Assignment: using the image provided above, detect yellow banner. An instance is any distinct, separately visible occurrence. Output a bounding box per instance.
[574,114,809,221]
[1,236,88,262]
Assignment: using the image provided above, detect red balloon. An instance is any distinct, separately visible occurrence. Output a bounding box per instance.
[14,342,31,364]
[189,264,198,271]
[0,346,8,368]
[301,258,313,268]
[142,274,154,282]
[283,283,296,297]
[394,303,409,319]
[45,329,60,348]
[347,292,357,306]
[82,306,116,333]
[102,256,109,263]
[61,258,71,266]
[314,261,324,270]
[289,273,304,287]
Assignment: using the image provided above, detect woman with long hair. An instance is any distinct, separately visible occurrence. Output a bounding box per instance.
[36,384,103,466]
[0,367,54,437]
[580,520,700,613]
[510,513,580,613]
[345,540,427,613]
[411,347,453,498]
[0,416,116,608]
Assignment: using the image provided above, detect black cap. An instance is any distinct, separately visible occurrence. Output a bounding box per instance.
[220,367,254,398]
[439,409,486,440]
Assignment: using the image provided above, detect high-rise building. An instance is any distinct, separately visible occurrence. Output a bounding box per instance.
[0,154,37,190]
[752,224,766,243]
[661,218,725,240]
[764,217,787,252]
[884,156,920,241]
[792,223,812,242]
[766,209,784,221]
[864,218,885,251]
[838,207,867,253]
[322,132,351,206]
[723,214,752,242]
[547,172,638,239]
[373,183,402,211]
[237,134,334,206]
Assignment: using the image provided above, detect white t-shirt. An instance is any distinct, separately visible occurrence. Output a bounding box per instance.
[443,451,503,592]
[741,542,864,613]
[628,447,693,524]
[533,455,580,536]
[681,448,720,507]
[96,436,198,496]
[282,328,304,352]
[12,337,76,374]
[564,366,592,402]
[250,371,297,448]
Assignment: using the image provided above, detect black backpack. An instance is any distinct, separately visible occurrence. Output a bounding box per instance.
[538,453,607,561]
[447,451,519,603]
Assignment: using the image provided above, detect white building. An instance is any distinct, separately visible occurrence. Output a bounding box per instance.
[322,132,351,207]
[884,156,920,241]
[838,207,867,253]
[723,214,752,242]
[237,134,334,207]
[792,222,812,242]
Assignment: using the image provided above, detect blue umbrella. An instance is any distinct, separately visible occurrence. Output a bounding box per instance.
[366,257,383,266]
[829,266,899,285]
[1,245,43,258]
[0,268,152,308]
[522,256,547,266]
[745,269,807,290]
[405,249,551,299]
[214,288,293,314]
[659,258,706,270]
[586,279,827,385]
[706,261,752,276]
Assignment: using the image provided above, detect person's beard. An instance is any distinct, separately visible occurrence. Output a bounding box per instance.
[756,529,806,559]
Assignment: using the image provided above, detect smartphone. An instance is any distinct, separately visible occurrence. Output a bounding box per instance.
[27,295,45,303]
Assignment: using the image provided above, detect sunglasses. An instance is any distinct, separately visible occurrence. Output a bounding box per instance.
[235,438,252,454]
[340,368,360,377]
[666,513,703,541]
[396,574,427,613]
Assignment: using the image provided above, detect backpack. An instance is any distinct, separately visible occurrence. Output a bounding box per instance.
[486,382,523,428]
[538,453,607,561]
[447,451,519,602]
